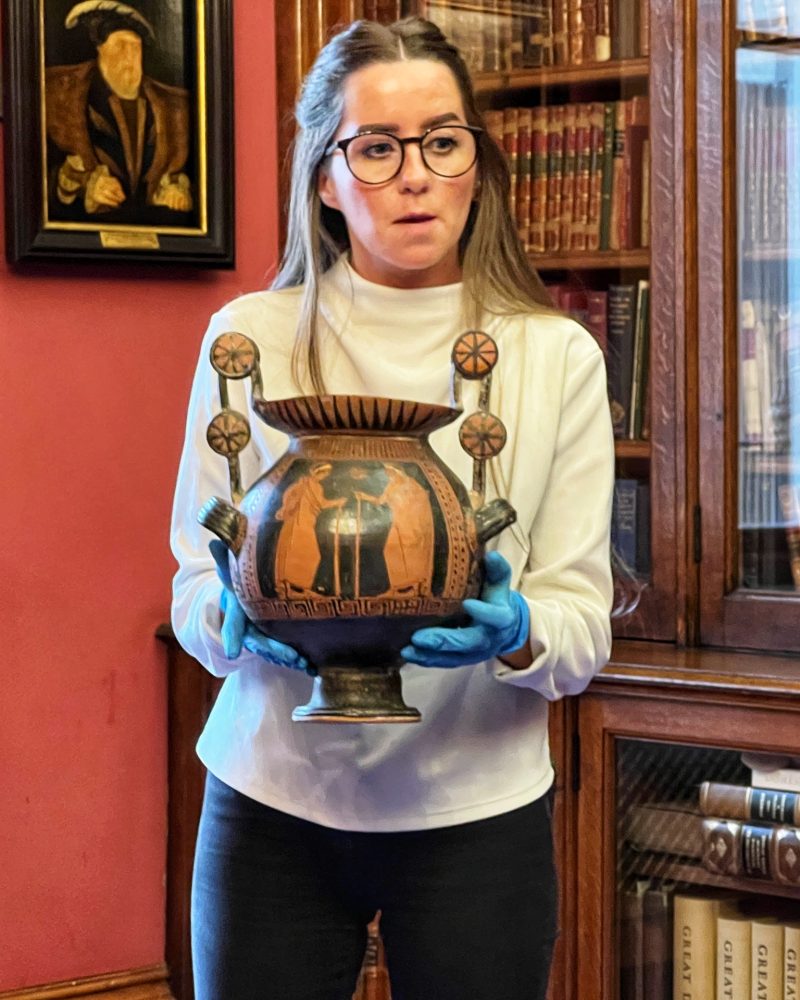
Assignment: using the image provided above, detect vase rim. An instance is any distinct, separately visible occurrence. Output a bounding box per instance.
[252,394,462,436]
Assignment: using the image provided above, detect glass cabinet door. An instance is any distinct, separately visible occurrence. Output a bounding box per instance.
[697,0,800,651]
[576,685,800,1000]
[736,12,800,595]
[615,737,800,1000]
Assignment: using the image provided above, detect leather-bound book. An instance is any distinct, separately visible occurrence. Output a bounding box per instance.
[530,106,549,253]
[699,781,800,825]
[702,817,800,886]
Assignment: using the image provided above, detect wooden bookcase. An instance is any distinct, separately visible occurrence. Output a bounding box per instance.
[161,1,800,998]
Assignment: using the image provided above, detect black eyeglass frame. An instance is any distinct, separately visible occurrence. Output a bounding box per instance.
[324,124,484,184]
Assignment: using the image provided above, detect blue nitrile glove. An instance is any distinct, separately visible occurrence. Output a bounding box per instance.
[209,540,310,672]
[400,551,531,668]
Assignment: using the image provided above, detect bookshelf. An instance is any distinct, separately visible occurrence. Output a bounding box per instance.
[532,248,650,269]
[472,56,651,92]
[577,666,800,1000]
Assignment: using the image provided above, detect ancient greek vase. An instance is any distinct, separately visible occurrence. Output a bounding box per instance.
[199,333,516,723]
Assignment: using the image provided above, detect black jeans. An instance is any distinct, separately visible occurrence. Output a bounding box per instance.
[192,772,559,1000]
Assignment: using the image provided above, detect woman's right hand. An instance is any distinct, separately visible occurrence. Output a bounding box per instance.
[209,540,311,673]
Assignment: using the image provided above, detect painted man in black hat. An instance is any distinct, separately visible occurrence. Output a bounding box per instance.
[45,1,193,220]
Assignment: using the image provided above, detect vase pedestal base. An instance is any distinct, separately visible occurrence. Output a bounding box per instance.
[292,664,421,723]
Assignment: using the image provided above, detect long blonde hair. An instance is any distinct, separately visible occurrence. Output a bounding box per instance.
[272,16,555,394]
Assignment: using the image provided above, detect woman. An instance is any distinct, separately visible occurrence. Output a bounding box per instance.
[171,16,614,1000]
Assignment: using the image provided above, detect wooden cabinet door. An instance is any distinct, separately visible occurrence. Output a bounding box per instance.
[575,670,800,1000]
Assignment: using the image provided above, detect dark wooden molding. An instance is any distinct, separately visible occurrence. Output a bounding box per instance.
[0,965,173,1000]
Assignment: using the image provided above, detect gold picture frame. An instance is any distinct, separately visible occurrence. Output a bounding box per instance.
[2,0,234,266]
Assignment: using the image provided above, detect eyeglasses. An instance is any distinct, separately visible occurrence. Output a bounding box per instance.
[325,125,483,185]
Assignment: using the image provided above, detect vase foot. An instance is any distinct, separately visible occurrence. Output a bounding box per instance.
[292,665,421,723]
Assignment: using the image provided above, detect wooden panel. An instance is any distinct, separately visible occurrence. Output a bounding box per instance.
[695,0,800,651]
[611,0,684,644]
[159,630,221,1000]
[547,698,578,1000]
[0,966,173,1000]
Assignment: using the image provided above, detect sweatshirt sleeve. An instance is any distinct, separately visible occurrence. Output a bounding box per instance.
[493,337,615,699]
[169,306,282,678]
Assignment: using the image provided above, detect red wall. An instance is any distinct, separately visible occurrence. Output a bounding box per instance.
[0,4,278,989]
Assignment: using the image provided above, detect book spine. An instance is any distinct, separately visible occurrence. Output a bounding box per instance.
[530,106,549,253]
[641,136,651,246]
[594,0,611,59]
[545,104,565,251]
[642,884,674,1000]
[785,924,800,1000]
[751,918,784,1000]
[612,0,639,58]
[572,102,592,250]
[568,0,584,65]
[699,781,800,825]
[560,103,579,249]
[609,100,626,251]
[607,282,637,436]
[623,95,649,249]
[503,107,520,223]
[523,0,547,67]
[511,0,525,67]
[750,767,800,794]
[640,0,650,55]
[482,0,504,72]
[628,278,650,438]
[517,107,533,251]
[620,879,651,1000]
[582,0,598,63]
[716,910,751,1000]
[599,102,615,249]
[586,101,605,250]
[702,817,800,886]
[673,894,719,1000]
[613,479,639,568]
[552,0,570,63]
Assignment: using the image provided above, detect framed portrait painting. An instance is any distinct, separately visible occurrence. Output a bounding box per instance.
[2,0,234,266]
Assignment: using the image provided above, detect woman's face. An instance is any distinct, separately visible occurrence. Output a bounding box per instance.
[318,59,478,289]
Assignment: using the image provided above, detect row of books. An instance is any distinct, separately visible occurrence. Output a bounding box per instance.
[739,478,800,593]
[612,479,651,576]
[423,0,649,71]
[626,781,800,888]
[738,287,796,456]
[620,880,800,1000]
[548,279,650,438]
[737,73,796,254]
[485,98,650,255]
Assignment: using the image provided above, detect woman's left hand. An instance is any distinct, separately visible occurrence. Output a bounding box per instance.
[401,552,531,668]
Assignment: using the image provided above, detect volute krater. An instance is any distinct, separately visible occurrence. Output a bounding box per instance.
[199,331,516,723]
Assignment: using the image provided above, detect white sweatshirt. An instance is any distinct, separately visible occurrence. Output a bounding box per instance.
[170,257,614,832]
